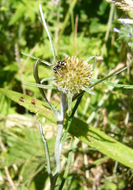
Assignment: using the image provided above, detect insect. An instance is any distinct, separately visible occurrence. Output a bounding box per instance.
[31,98,36,105]
[19,96,25,103]
[53,60,67,74]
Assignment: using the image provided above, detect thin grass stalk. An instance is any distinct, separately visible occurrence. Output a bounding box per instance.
[101,3,115,56]
[39,4,56,62]
[60,0,77,35]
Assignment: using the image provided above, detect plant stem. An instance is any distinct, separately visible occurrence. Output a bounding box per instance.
[39,122,60,190]
[59,138,74,190]
[50,174,58,190]
[55,123,64,174]
[62,94,83,146]
[39,122,52,176]
[54,93,68,175]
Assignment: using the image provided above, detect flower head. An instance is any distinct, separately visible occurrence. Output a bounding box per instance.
[53,56,93,94]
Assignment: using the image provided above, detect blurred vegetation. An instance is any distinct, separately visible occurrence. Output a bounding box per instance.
[0,0,133,189]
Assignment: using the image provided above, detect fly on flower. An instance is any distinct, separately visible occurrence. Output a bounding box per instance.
[53,56,93,94]
[53,60,67,74]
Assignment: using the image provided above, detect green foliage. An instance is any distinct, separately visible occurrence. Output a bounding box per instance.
[0,125,54,189]
[69,118,133,169]
[0,88,55,123]
[1,0,133,189]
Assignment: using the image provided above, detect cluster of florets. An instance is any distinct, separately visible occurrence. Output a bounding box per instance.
[53,56,93,94]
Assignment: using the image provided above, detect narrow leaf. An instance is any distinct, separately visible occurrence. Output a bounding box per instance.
[0,88,55,123]
[83,56,96,63]
[24,82,57,90]
[103,81,133,89]
[68,118,133,169]
[21,52,52,66]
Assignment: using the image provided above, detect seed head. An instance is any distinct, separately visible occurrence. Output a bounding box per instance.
[53,56,93,94]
